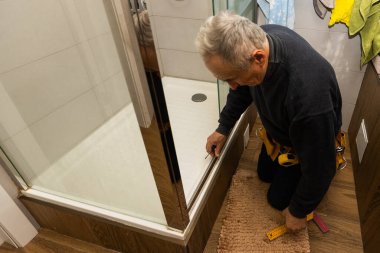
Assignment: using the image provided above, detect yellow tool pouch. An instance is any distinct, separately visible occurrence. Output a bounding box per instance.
[257,127,347,170]
[335,131,347,170]
[256,128,298,166]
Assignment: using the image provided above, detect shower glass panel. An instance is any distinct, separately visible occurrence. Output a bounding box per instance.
[228,0,256,19]
[0,0,166,225]
[214,0,257,111]
[144,1,219,205]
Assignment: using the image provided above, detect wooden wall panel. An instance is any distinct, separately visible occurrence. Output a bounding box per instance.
[357,117,380,253]
[21,197,186,253]
[349,63,380,173]
[348,62,380,253]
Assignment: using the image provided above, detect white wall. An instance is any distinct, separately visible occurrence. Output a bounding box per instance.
[293,0,365,131]
[0,164,38,247]
[145,0,216,82]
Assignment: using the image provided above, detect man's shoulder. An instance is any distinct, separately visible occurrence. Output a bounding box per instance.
[261,25,318,63]
[261,24,295,36]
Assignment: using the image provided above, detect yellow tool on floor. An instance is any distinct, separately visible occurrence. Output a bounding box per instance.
[266,212,314,241]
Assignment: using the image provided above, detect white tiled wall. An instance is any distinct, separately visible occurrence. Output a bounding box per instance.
[292,0,365,131]
[88,33,122,80]
[147,0,213,19]
[160,49,215,81]
[0,0,75,73]
[28,91,105,163]
[145,0,216,82]
[1,46,93,125]
[0,0,131,164]
[154,16,204,52]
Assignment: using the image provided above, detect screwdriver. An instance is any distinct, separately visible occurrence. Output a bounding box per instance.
[205,145,217,159]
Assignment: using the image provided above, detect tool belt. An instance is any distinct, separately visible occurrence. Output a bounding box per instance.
[257,127,347,170]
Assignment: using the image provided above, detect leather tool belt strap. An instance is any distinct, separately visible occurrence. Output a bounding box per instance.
[257,127,347,170]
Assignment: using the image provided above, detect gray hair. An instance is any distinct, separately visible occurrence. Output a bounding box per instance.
[195,11,267,69]
[133,10,154,46]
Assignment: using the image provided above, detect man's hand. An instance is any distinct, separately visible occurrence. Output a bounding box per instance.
[206,131,227,157]
[282,207,307,233]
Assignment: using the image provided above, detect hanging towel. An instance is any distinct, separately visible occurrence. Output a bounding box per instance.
[349,0,379,34]
[269,0,295,29]
[349,0,380,65]
[358,7,380,64]
[320,0,335,8]
[257,0,270,19]
[329,0,355,26]
[313,0,328,19]
[257,0,295,29]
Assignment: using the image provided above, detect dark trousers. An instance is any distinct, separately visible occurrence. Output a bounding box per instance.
[257,144,302,211]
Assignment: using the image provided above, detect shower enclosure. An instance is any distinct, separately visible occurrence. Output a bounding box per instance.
[0,0,257,252]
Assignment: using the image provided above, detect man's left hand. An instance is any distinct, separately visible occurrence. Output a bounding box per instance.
[282,207,307,233]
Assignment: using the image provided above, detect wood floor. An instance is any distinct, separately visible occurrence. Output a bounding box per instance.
[204,119,363,253]
[0,229,118,253]
[0,119,363,253]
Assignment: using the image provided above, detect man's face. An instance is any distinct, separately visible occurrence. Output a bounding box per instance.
[204,52,268,90]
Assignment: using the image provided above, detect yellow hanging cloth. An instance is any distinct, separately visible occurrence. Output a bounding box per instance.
[329,0,355,26]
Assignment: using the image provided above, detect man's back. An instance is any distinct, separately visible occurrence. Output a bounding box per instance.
[253,24,342,145]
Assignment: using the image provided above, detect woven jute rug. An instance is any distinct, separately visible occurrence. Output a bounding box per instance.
[217,169,310,253]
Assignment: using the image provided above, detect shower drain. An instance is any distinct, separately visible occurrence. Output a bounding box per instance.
[191,93,207,102]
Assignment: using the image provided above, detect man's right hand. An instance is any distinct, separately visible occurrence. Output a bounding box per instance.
[206,131,227,157]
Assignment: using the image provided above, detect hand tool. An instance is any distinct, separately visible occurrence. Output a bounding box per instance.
[205,145,216,159]
[312,212,329,233]
[266,212,314,241]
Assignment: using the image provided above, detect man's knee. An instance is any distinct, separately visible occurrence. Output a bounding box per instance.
[257,165,274,183]
[267,188,289,211]
[257,144,276,183]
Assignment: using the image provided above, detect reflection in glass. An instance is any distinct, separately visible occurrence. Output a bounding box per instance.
[133,10,159,73]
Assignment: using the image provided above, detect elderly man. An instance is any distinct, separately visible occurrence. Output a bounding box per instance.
[196,11,342,232]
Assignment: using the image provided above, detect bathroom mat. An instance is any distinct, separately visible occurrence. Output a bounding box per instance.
[217,169,310,253]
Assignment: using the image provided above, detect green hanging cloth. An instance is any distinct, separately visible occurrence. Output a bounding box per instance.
[349,0,380,65]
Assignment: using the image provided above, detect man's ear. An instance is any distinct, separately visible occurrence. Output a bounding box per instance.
[250,50,266,65]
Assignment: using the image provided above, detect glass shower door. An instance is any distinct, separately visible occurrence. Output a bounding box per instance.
[213,0,257,111]
[228,0,257,20]
[0,0,166,225]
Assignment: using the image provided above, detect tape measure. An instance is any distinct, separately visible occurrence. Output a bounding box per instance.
[266,212,314,241]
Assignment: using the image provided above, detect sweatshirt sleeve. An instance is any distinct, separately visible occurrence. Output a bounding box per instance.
[216,86,253,135]
[288,112,337,218]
